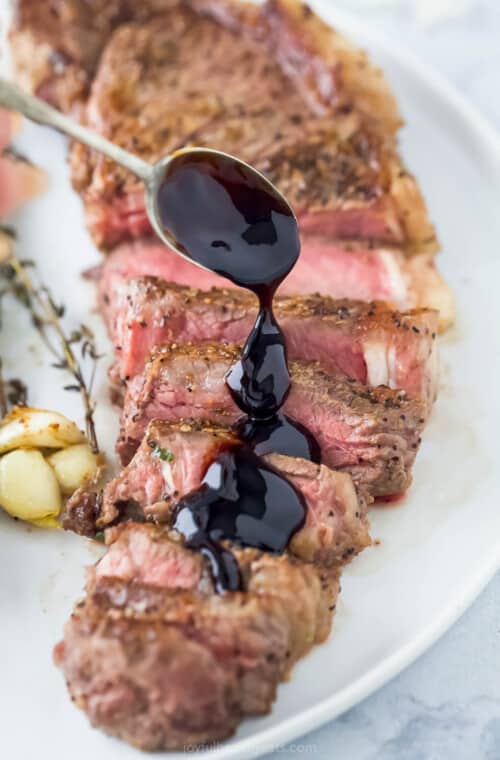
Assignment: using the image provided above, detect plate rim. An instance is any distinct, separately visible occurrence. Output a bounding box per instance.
[197,5,500,758]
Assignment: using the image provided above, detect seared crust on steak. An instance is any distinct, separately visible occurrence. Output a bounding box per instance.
[71,6,434,252]
[11,0,400,126]
[10,0,455,328]
[99,237,455,331]
[54,523,340,750]
[89,420,238,527]
[118,343,427,497]
[101,276,439,403]
[9,0,171,112]
[87,419,371,565]
[63,419,371,565]
[11,0,436,253]
[99,420,239,528]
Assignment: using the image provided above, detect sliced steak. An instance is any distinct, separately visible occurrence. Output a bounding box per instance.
[11,0,400,127]
[71,7,435,254]
[102,421,239,529]
[99,238,455,331]
[62,420,237,535]
[119,343,427,497]
[101,276,439,403]
[64,419,371,565]
[11,1,435,253]
[54,522,340,750]
[11,0,454,327]
[9,0,165,112]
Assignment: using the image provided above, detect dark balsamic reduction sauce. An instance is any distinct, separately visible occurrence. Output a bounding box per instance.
[157,151,300,288]
[173,447,306,593]
[234,413,321,463]
[158,150,320,592]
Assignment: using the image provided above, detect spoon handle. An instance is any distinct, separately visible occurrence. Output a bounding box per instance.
[0,78,153,182]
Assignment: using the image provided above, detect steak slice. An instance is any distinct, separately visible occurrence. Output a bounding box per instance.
[101,276,439,403]
[64,419,371,565]
[71,6,435,254]
[11,1,435,253]
[99,238,455,331]
[54,522,340,750]
[11,0,454,327]
[9,0,163,113]
[119,343,427,497]
[11,0,400,127]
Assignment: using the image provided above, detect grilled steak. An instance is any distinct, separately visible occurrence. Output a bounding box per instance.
[11,0,400,126]
[68,4,434,252]
[99,237,454,331]
[11,0,454,326]
[101,276,439,403]
[63,419,371,565]
[9,0,438,256]
[54,522,340,750]
[9,0,162,112]
[118,343,427,497]
[12,0,408,241]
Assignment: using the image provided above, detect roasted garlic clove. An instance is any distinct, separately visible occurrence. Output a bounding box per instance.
[0,407,84,454]
[0,448,62,521]
[47,443,99,495]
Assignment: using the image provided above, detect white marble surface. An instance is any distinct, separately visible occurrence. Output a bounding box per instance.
[266,2,500,758]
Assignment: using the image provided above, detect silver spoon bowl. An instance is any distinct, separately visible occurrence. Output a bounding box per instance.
[0,79,295,276]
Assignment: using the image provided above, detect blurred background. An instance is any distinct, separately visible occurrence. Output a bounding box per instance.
[333,0,500,125]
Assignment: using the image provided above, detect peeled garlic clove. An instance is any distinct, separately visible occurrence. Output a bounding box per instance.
[47,443,98,495]
[0,407,84,454]
[0,448,62,521]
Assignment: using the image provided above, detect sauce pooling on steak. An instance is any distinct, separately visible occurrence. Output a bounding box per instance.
[174,447,307,593]
[159,150,319,592]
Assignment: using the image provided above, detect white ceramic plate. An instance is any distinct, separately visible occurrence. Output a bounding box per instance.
[1,2,500,759]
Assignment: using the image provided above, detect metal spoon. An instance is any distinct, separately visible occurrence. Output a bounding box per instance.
[0,78,295,274]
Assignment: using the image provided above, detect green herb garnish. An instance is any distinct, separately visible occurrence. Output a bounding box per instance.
[153,446,174,462]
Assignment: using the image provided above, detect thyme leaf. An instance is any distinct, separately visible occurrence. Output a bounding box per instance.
[152,445,175,463]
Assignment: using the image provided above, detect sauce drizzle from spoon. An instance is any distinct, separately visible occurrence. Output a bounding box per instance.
[157,150,320,592]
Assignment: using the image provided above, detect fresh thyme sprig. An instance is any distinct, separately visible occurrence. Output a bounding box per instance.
[0,238,102,453]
